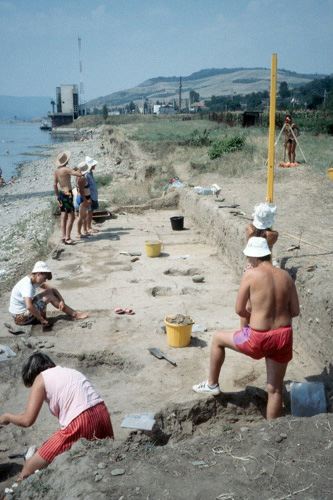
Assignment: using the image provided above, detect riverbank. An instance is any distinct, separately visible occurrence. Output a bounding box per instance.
[1,117,333,499]
[0,127,107,294]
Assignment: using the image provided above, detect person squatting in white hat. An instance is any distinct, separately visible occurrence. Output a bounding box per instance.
[9,261,89,327]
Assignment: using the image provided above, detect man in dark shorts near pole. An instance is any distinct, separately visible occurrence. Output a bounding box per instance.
[193,237,300,419]
[54,151,83,245]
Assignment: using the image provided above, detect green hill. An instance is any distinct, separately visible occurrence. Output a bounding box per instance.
[87,67,324,108]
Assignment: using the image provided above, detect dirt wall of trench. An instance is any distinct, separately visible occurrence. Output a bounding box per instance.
[179,189,333,374]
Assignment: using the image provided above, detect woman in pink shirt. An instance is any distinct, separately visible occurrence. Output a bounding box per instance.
[0,353,114,480]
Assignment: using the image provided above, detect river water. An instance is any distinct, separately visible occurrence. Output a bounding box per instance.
[0,121,63,180]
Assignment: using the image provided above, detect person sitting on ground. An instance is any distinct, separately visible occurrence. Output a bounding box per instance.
[193,237,299,420]
[84,156,99,234]
[75,161,91,238]
[9,261,88,327]
[54,151,83,245]
[284,114,300,164]
[0,352,114,480]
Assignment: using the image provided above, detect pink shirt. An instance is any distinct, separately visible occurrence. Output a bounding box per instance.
[41,366,103,428]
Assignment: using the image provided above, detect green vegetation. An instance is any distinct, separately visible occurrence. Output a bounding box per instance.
[208,135,245,159]
[95,174,113,187]
[130,117,217,144]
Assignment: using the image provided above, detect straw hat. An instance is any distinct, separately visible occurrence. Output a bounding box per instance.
[85,156,98,170]
[56,151,71,167]
[32,261,52,279]
[252,202,276,230]
[243,237,271,258]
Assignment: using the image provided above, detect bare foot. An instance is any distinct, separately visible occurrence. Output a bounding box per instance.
[73,311,89,320]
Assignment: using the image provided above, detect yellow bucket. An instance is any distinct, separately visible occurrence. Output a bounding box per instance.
[145,240,162,257]
[327,168,333,181]
[164,318,192,348]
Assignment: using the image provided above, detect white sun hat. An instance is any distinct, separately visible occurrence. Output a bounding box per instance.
[78,161,90,174]
[252,202,277,230]
[243,237,271,257]
[32,261,52,279]
[85,156,98,170]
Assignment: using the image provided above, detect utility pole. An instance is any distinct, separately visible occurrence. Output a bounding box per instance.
[178,76,182,112]
[78,35,85,115]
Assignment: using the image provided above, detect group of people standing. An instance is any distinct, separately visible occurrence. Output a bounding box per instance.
[53,151,99,245]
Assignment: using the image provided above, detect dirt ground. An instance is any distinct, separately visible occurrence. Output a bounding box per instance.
[1,125,333,499]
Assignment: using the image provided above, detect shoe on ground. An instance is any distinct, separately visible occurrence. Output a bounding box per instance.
[192,380,221,396]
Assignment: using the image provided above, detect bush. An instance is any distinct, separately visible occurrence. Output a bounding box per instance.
[183,128,211,146]
[95,174,113,187]
[208,135,245,159]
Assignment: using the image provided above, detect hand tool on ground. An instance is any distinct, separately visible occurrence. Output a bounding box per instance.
[148,347,177,366]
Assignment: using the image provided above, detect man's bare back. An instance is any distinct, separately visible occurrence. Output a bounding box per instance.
[54,166,81,194]
[236,261,299,331]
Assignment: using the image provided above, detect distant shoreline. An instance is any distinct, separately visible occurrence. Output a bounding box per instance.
[0,126,102,295]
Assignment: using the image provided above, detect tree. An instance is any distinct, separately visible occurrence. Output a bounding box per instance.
[279,81,290,99]
[102,105,108,121]
[189,90,200,105]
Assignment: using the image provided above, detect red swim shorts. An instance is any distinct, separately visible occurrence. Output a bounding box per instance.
[233,325,293,364]
[38,402,114,463]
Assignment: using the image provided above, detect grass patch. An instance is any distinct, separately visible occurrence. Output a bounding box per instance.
[95,174,113,187]
[130,118,218,144]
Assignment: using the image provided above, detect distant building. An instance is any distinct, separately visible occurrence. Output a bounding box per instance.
[158,104,176,115]
[49,84,79,128]
[153,104,161,115]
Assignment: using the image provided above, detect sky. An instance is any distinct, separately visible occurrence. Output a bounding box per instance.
[0,0,332,101]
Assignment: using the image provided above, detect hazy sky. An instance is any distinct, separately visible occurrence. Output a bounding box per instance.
[0,0,332,100]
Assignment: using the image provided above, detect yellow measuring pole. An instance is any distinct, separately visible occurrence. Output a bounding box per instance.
[266,53,277,203]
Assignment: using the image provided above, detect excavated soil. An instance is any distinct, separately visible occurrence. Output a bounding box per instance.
[1,125,333,499]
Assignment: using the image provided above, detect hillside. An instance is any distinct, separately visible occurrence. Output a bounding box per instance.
[0,95,51,120]
[87,67,323,108]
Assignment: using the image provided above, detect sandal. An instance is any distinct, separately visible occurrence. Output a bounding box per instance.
[64,239,75,245]
[114,308,125,315]
[124,308,135,315]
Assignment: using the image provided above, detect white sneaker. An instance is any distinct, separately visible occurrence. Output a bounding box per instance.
[192,380,221,396]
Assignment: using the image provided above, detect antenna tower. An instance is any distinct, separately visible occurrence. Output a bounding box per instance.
[178,76,182,112]
[78,35,85,115]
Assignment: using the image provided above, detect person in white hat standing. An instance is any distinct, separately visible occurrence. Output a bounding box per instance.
[53,151,83,245]
[84,156,99,234]
[193,237,299,420]
[9,261,88,327]
[75,161,91,238]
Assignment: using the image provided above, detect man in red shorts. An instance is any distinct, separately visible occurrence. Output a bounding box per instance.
[193,237,299,419]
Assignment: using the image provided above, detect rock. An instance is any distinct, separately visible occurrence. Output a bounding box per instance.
[192,274,205,283]
[111,468,125,476]
[98,462,107,469]
[94,473,103,482]
[44,343,55,349]
[240,427,250,432]
[276,433,287,443]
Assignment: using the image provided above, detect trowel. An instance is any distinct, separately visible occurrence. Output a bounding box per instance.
[148,347,177,367]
